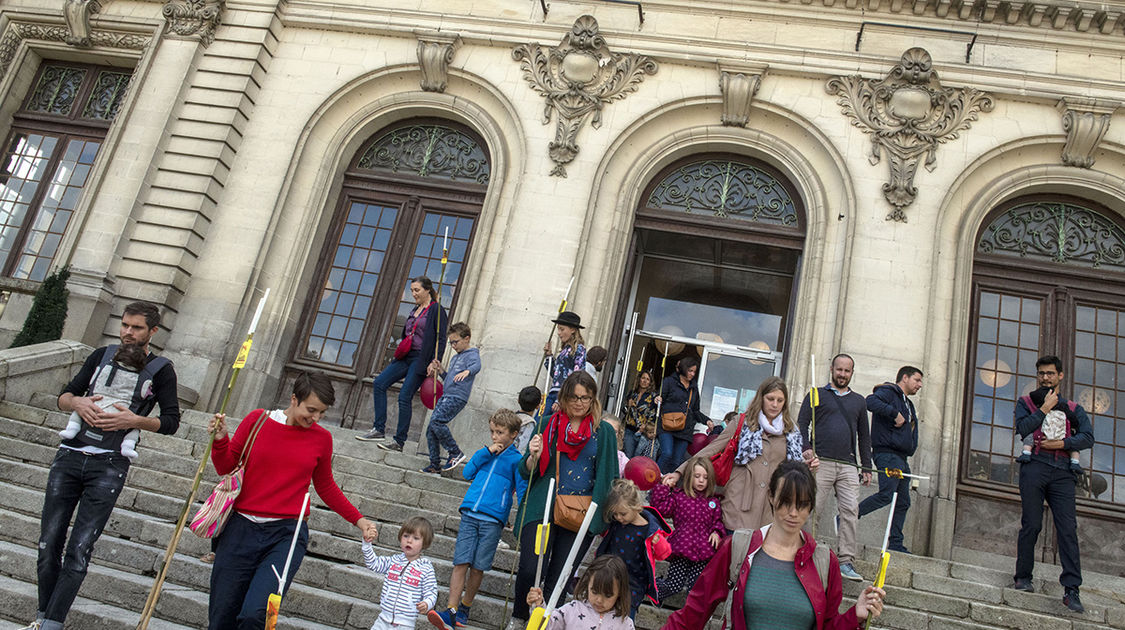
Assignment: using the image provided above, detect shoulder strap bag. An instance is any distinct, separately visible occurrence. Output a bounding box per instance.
[553,436,593,532]
[190,410,270,538]
[661,388,692,432]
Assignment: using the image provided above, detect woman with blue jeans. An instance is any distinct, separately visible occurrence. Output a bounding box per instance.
[207,372,377,630]
[657,356,707,473]
[358,276,448,449]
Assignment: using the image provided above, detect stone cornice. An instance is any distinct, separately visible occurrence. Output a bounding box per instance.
[634,0,1125,37]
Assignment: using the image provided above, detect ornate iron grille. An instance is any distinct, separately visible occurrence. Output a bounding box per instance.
[82,71,132,121]
[645,159,799,226]
[357,124,490,185]
[26,66,87,116]
[978,201,1125,269]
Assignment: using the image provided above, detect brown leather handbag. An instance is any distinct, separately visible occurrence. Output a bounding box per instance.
[661,389,692,432]
[553,444,592,532]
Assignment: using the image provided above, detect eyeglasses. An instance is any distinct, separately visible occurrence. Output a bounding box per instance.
[567,395,594,403]
[1036,370,1059,377]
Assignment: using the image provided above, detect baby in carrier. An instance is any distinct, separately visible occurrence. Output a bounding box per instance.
[1016,386,1081,474]
[59,344,149,460]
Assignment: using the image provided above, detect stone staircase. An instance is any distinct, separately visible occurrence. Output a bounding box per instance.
[0,399,1122,630]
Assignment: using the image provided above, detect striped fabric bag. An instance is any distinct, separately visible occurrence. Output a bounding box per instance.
[189,410,269,538]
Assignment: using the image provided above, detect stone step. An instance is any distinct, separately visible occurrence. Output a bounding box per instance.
[0,539,503,630]
[2,401,1121,630]
[0,572,196,630]
[0,498,524,627]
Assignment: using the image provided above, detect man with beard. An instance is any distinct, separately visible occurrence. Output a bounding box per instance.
[22,302,180,630]
[798,353,872,581]
[1012,355,1093,613]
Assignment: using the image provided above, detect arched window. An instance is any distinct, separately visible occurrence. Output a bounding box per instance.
[287,119,489,426]
[962,196,1125,510]
[609,154,805,417]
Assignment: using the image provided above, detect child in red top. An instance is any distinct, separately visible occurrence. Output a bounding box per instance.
[649,456,725,601]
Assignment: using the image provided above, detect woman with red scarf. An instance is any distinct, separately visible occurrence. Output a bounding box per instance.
[509,370,619,629]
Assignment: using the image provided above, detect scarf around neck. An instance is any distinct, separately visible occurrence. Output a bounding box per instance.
[735,411,803,465]
[758,410,784,436]
[539,410,595,476]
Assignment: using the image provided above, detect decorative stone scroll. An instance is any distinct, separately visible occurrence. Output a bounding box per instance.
[718,62,767,127]
[63,0,101,47]
[512,15,658,177]
[826,47,995,221]
[416,31,461,93]
[1058,97,1118,169]
[162,0,223,47]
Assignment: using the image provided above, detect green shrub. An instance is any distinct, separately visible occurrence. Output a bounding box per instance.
[10,266,70,348]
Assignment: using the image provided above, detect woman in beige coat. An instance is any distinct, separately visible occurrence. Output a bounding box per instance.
[662,376,818,532]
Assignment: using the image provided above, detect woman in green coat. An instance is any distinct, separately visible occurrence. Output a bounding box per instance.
[510,370,619,627]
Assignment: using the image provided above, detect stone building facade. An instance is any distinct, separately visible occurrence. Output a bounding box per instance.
[1,0,1123,572]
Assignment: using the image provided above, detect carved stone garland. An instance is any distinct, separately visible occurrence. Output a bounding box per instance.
[0,21,148,81]
[513,15,657,177]
[416,32,461,93]
[163,0,224,47]
[826,48,995,221]
[1058,97,1118,169]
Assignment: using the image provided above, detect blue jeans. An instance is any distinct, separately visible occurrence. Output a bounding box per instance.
[371,356,426,445]
[208,513,309,630]
[427,396,467,465]
[622,429,639,458]
[656,432,690,473]
[858,451,912,551]
[36,448,129,624]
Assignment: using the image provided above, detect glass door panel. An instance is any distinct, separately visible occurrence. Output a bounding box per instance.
[698,346,779,421]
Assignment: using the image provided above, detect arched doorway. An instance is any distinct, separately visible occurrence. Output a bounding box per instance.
[284,119,490,428]
[609,154,806,421]
[954,195,1125,575]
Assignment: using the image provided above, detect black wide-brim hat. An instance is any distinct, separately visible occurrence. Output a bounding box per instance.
[551,311,584,329]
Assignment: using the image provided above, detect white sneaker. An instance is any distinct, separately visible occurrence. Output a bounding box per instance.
[18,620,43,630]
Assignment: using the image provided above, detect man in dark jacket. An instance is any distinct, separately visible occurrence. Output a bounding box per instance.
[857,365,922,553]
[1012,355,1093,613]
[24,302,180,630]
[798,353,872,581]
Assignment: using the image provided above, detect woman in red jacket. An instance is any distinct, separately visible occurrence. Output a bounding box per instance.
[207,372,377,630]
[661,460,885,630]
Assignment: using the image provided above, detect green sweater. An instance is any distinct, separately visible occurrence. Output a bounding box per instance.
[515,419,619,536]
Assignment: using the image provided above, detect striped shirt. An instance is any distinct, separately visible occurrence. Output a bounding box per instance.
[361,542,437,627]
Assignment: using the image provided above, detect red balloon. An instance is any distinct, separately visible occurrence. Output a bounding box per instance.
[624,456,662,491]
[419,377,443,410]
[687,433,711,455]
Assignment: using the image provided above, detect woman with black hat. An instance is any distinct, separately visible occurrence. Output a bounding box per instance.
[541,311,587,417]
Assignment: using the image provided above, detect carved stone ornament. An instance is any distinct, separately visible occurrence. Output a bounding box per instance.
[162,0,223,47]
[513,15,658,177]
[719,62,767,127]
[1058,97,1118,169]
[826,47,995,221]
[63,0,101,47]
[0,21,149,81]
[416,31,461,93]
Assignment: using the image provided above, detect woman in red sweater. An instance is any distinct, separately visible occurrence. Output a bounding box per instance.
[206,372,377,630]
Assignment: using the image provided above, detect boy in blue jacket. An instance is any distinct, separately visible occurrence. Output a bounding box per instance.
[423,322,482,473]
[858,365,922,553]
[428,409,523,630]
